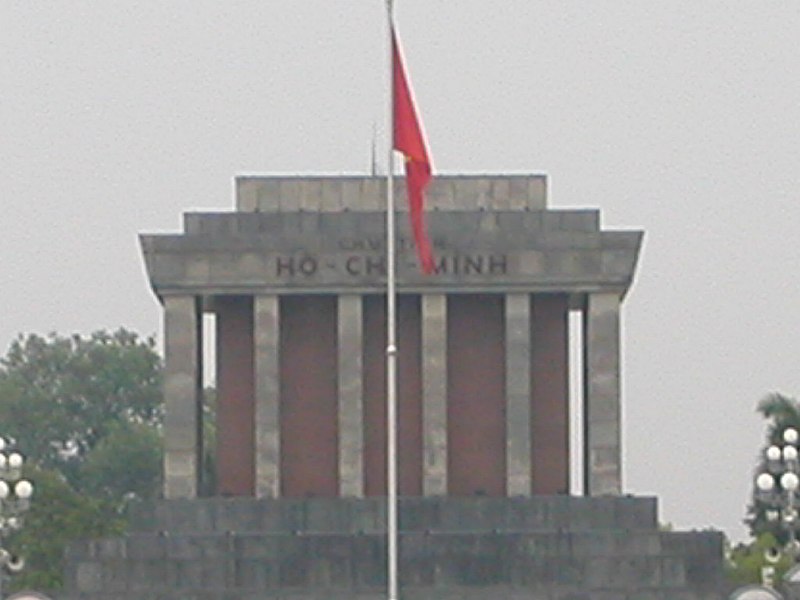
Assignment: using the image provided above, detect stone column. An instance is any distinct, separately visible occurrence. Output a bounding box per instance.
[254,295,280,497]
[163,295,202,499]
[583,292,622,496]
[338,295,364,497]
[505,293,531,496]
[422,293,447,496]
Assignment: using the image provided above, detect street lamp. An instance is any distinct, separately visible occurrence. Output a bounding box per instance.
[0,437,34,598]
[756,427,800,562]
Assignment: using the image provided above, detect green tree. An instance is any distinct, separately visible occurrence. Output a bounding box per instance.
[6,466,126,592]
[0,329,163,490]
[78,421,162,504]
[746,393,800,541]
[0,329,220,589]
[757,392,800,445]
[726,532,792,586]
[0,329,165,590]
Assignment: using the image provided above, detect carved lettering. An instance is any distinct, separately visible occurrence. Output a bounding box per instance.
[366,256,386,277]
[276,256,318,277]
[276,252,507,279]
[298,256,317,276]
[339,237,387,251]
[339,235,449,253]
[276,256,295,277]
[345,256,361,276]
[464,255,483,275]
[488,255,507,275]
[432,254,507,276]
[432,256,448,275]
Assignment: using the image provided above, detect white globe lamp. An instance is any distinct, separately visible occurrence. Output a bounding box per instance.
[757,473,776,492]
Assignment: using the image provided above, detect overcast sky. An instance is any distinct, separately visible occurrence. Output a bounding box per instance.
[3,1,800,541]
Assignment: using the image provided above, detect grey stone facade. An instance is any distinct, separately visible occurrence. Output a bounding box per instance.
[52,173,726,598]
[141,204,640,296]
[140,174,643,499]
[57,496,724,599]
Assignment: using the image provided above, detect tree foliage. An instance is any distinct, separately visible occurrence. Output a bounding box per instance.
[726,532,792,587]
[6,467,126,592]
[0,329,162,488]
[0,329,165,590]
[746,393,800,541]
[79,421,163,504]
[758,393,800,441]
[0,329,162,469]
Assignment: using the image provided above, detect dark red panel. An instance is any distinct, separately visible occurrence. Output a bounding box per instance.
[279,295,339,497]
[447,295,506,497]
[216,296,255,496]
[531,294,570,495]
[363,295,423,497]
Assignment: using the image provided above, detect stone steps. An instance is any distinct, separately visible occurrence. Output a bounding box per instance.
[128,496,659,535]
[56,497,724,599]
[62,530,722,595]
[60,588,724,600]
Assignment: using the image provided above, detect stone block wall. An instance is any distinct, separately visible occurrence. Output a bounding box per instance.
[55,497,725,599]
[235,175,548,213]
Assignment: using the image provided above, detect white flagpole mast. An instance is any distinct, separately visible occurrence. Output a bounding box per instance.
[385,1,399,599]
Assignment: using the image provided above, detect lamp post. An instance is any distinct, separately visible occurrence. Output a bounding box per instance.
[756,426,800,588]
[0,437,34,599]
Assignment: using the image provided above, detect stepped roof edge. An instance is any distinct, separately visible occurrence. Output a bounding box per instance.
[235,173,549,212]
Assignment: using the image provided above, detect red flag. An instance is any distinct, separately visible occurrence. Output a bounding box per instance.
[392,29,435,275]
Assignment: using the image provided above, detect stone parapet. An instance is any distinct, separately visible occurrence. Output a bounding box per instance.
[181,209,601,237]
[235,175,548,213]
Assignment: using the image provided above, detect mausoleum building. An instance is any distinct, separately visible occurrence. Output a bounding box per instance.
[55,174,725,599]
[140,174,641,502]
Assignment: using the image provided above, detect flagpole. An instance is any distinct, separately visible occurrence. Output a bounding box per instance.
[385,1,399,599]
